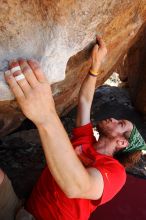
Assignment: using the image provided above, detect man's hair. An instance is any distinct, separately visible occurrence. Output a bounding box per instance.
[114,150,142,169]
[114,125,145,169]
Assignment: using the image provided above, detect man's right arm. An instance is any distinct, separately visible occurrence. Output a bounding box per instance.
[5,59,104,200]
[37,113,104,200]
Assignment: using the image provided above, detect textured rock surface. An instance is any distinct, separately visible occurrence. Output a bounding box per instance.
[116,23,146,117]
[2,0,143,100]
[0,100,25,137]
[0,0,146,136]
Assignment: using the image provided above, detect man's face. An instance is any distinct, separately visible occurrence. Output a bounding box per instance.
[97,118,133,138]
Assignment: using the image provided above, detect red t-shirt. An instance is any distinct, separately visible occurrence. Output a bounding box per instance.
[26,123,126,220]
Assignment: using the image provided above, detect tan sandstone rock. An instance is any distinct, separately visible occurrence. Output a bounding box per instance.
[0,0,146,136]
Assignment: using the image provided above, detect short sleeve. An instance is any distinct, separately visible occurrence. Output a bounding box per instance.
[71,123,96,149]
[72,123,94,139]
[91,156,126,206]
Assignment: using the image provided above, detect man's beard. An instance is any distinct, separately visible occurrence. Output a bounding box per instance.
[96,119,114,137]
[96,122,108,136]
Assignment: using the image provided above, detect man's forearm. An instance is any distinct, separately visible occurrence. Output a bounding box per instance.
[37,112,90,197]
[78,36,107,106]
[79,72,99,104]
[76,70,100,127]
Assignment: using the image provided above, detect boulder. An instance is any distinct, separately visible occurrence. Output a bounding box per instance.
[0,0,146,136]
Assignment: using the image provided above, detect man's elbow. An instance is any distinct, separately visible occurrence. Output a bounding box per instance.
[65,189,83,199]
[64,181,91,199]
[65,191,77,199]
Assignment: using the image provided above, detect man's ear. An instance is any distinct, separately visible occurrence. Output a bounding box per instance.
[116,137,129,151]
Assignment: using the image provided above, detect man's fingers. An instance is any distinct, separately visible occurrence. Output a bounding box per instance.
[5,58,47,103]
[27,59,47,83]
[18,59,39,88]
[9,60,31,96]
[9,59,22,76]
[96,35,106,48]
[4,70,25,102]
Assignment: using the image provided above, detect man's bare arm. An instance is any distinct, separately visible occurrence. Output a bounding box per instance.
[37,113,103,199]
[4,59,103,200]
[76,36,107,127]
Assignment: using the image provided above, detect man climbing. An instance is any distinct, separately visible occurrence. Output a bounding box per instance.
[0,36,146,220]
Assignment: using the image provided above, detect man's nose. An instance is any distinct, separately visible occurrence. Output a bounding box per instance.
[110,118,118,123]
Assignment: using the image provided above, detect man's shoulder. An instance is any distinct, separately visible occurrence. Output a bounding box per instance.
[93,153,126,183]
[72,122,93,136]
[90,154,126,206]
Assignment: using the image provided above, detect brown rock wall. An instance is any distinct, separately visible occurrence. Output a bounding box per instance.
[0,100,25,137]
[0,0,146,136]
[116,23,146,116]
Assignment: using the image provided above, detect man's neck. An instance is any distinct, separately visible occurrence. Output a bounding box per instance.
[93,136,114,156]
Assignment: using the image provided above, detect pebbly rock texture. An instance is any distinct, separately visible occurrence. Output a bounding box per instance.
[0,128,45,198]
[0,0,146,136]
